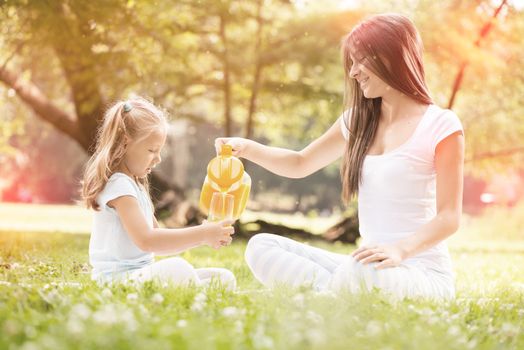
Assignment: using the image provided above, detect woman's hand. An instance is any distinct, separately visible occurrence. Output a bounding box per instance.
[201,219,235,249]
[214,137,252,158]
[351,243,406,269]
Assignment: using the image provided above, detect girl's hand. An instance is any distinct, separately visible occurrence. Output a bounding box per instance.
[351,243,406,269]
[214,137,251,158]
[201,219,235,249]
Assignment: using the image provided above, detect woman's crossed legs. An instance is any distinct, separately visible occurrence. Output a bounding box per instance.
[245,233,454,299]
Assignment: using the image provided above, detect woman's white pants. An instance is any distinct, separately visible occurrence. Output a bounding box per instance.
[245,233,454,299]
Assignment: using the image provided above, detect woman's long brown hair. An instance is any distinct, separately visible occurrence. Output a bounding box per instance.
[340,13,433,203]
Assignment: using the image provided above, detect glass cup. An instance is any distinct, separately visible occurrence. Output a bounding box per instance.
[208,192,234,222]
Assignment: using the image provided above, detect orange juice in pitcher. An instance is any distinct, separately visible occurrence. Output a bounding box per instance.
[199,144,251,219]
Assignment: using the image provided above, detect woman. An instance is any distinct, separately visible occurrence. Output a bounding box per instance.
[216,13,464,299]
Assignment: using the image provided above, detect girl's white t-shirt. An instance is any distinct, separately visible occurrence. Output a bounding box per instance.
[89,172,154,281]
[340,104,463,273]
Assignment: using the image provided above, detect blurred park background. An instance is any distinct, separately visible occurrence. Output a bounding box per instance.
[1,0,524,232]
[1,1,524,349]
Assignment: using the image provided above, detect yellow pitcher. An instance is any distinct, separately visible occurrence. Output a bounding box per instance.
[199,144,251,219]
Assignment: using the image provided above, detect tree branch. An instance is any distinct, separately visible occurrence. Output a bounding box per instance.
[0,65,87,149]
[219,13,233,136]
[447,0,508,109]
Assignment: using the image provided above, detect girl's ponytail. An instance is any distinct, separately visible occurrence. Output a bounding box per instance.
[81,97,167,210]
[82,102,131,210]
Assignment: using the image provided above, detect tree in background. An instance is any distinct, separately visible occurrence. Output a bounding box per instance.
[1,0,523,234]
[0,0,355,215]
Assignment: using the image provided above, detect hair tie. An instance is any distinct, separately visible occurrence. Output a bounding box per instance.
[123,102,132,113]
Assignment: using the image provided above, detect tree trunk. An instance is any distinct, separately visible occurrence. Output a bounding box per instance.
[219,14,233,137]
[233,216,360,244]
[244,0,264,140]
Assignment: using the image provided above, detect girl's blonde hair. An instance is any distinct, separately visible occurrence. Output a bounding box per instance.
[82,96,168,210]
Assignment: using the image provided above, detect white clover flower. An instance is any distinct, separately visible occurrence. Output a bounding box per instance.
[252,325,274,349]
[365,320,382,336]
[315,289,336,298]
[127,293,138,302]
[81,264,90,273]
[500,322,519,338]
[292,293,305,307]
[42,290,60,305]
[62,282,81,288]
[101,288,112,298]
[93,305,119,325]
[447,325,461,337]
[71,303,91,320]
[305,310,324,325]
[288,331,303,345]
[67,318,85,335]
[450,313,460,321]
[221,306,239,318]
[194,292,207,303]
[234,320,244,333]
[24,326,36,339]
[120,309,138,332]
[176,319,188,328]
[427,316,440,325]
[19,341,39,350]
[191,301,205,312]
[513,282,524,290]
[191,292,207,311]
[419,307,434,316]
[305,329,326,346]
[466,339,478,349]
[501,303,515,311]
[151,293,164,305]
[477,298,490,305]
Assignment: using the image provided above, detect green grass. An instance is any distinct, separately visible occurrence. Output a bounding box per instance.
[1,203,523,349]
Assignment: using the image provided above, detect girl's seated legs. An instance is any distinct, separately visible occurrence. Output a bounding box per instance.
[128,257,236,290]
[195,267,236,290]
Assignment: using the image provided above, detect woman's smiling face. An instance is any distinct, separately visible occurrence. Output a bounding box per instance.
[349,53,391,99]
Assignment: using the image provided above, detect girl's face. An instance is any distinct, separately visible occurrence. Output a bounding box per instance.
[349,53,390,99]
[122,129,166,178]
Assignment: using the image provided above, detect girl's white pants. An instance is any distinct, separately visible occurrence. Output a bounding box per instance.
[128,257,236,290]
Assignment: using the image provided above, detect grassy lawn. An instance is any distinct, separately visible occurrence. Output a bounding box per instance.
[0,203,523,349]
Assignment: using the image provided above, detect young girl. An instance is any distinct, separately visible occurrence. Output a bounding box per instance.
[82,97,236,289]
[216,14,464,299]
